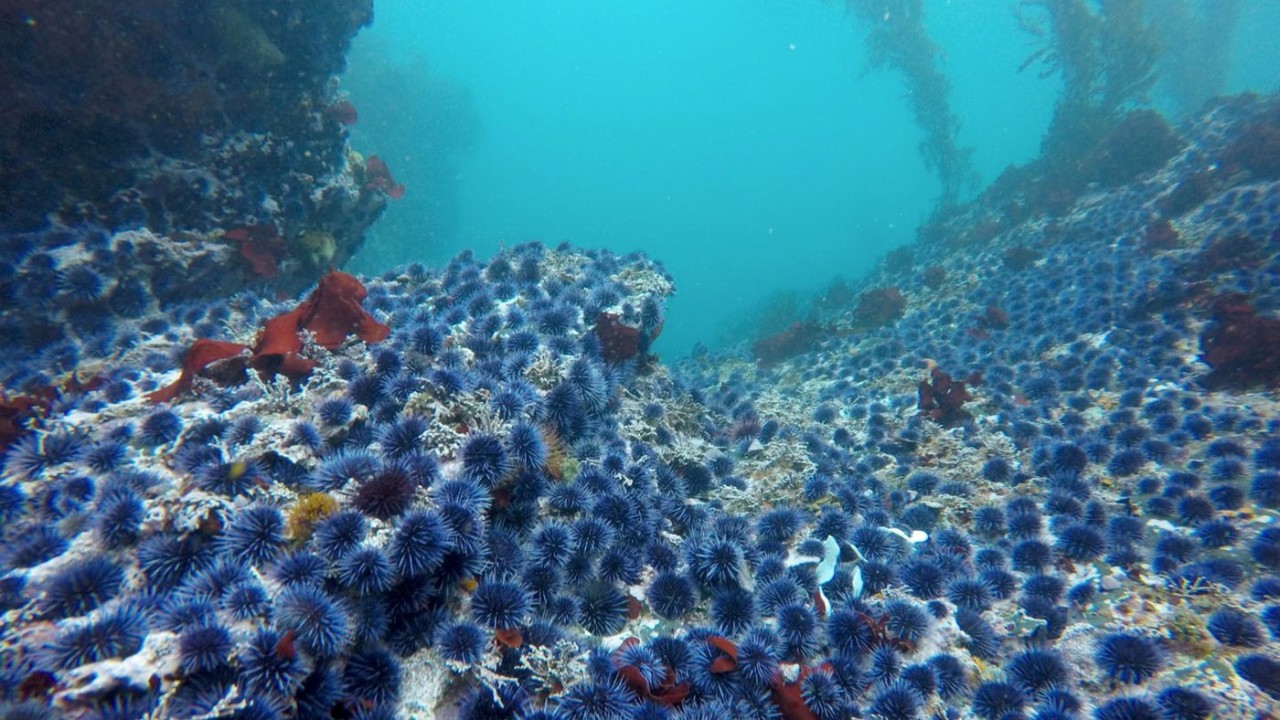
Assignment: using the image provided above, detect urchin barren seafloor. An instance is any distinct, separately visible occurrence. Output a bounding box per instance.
[3,2,1280,720]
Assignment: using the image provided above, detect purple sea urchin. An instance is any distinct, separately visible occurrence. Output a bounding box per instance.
[387,509,453,577]
[274,585,351,658]
[1095,633,1163,685]
[471,580,532,629]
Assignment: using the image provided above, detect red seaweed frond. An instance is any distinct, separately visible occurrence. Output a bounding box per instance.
[325,100,358,126]
[853,287,906,328]
[146,339,249,404]
[768,662,829,720]
[1187,233,1266,276]
[706,635,738,674]
[1199,293,1280,390]
[918,367,975,427]
[1220,119,1280,178]
[752,321,824,368]
[149,270,388,403]
[981,304,1009,329]
[594,312,643,364]
[494,627,523,649]
[286,270,391,350]
[1003,246,1042,270]
[224,223,285,278]
[1142,218,1180,251]
[364,155,405,200]
[612,636,691,707]
[922,265,947,289]
[274,630,297,661]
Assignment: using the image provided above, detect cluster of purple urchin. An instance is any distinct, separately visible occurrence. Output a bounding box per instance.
[7,93,1280,720]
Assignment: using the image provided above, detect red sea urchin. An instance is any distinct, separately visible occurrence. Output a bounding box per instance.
[351,465,419,521]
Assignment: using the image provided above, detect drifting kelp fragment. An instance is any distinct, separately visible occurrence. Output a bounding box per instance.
[846,0,976,209]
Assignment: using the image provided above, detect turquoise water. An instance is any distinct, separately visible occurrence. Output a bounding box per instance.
[344,0,1280,357]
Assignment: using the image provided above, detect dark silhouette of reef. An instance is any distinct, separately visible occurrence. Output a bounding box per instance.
[0,0,406,364]
[1221,115,1280,180]
[0,0,387,291]
[853,286,907,329]
[753,321,827,368]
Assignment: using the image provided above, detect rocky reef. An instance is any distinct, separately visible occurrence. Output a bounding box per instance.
[685,91,1280,720]
[1,91,1279,720]
[3,1,1280,715]
[0,0,393,361]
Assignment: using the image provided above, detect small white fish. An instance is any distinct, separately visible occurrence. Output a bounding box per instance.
[814,535,841,585]
[737,554,755,593]
[881,526,929,544]
[845,540,867,564]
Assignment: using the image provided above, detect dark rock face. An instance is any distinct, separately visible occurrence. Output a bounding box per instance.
[1,3,380,257]
[0,0,391,352]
